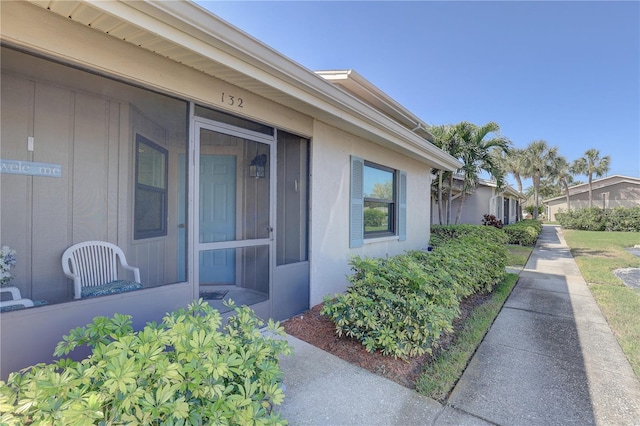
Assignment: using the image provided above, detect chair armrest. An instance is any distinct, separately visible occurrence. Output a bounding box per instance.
[62,269,83,300]
[119,261,141,283]
[0,287,22,300]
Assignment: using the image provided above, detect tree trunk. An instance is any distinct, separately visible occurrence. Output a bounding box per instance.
[454,191,467,224]
[446,173,454,225]
[533,173,540,219]
[514,174,523,194]
[437,171,444,225]
[563,180,570,211]
[588,174,593,208]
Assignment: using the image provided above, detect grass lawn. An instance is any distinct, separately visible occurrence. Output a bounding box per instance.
[562,230,640,378]
[416,273,519,401]
[506,244,533,268]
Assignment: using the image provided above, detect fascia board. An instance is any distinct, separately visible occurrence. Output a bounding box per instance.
[316,69,431,133]
[65,1,459,170]
[563,175,640,197]
[544,176,640,203]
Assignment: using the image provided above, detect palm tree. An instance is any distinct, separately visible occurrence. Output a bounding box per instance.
[501,147,525,194]
[571,149,611,207]
[550,156,577,212]
[521,140,561,219]
[499,147,526,219]
[453,121,510,224]
[429,125,457,225]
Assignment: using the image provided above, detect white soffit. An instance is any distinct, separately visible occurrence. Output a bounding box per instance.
[316,70,435,141]
[21,0,460,171]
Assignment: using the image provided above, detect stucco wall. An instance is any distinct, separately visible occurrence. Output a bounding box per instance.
[308,121,431,305]
[432,185,505,226]
[547,181,640,221]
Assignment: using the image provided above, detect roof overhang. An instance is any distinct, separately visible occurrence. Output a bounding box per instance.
[8,0,461,171]
[544,175,640,202]
[315,70,435,142]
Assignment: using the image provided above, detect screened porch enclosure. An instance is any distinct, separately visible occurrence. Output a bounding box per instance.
[1,47,310,318]
[1,47,189,306]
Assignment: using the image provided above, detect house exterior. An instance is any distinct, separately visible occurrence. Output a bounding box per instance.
[545,175,640,221]
[432,176,524,225]
[0,0,460,378]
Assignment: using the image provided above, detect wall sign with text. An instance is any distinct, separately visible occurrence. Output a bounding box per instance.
[0,159,62,178]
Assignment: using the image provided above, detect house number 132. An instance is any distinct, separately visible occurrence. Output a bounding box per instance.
[221,93,243,108]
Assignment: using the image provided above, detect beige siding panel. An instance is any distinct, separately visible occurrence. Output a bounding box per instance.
[72,92,110,242]
[0,74,33,296]
[31,83,73,303]
[107,101,122,242]
[130,108,169,287]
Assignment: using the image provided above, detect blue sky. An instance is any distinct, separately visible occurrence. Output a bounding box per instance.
[197,1,640,187]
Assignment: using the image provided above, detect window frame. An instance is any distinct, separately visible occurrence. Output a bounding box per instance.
[350,156,407,248]
[134,134,168,240]
[363,161,397,238]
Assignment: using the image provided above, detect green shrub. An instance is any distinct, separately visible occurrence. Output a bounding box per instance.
[558,207,640,232]
[557,207,606,231]
[605,207,640,232]
[364,208,386,227]
[503,219,543,246]
[430,224,509,247]
[0,300,292,425]
[321,231,507,360]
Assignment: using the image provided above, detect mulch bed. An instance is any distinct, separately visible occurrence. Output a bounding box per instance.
[282,291,492,389]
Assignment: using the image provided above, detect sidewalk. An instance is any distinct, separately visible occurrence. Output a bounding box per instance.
[276,225,640,425]
[442,224,640,425]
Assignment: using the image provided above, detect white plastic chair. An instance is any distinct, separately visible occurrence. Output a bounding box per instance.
[0,287,34,310]
[62,241,141,299]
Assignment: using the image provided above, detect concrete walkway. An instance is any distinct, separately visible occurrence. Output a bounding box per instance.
[276,225,640,425]
[444,225,640,425]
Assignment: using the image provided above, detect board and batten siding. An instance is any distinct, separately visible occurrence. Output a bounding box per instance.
[1,72,126,303]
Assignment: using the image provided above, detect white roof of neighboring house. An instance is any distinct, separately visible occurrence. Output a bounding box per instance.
[544,175,640,202]
[10,0,461,172]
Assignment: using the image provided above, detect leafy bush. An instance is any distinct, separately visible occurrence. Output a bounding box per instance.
[503,219,543,246]
[606,207,640,232]
[364,208,386,227]
[430,224,509,247]
[321,228,507,360]
[556,207,606,231]
[481,214,504,229]
[558,207,640,232]
[0,300,292,425]
[524,205,542,216]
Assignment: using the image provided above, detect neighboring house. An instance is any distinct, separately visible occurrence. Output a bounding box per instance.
[432,176,524,225]
[545,175,640,221]
[0,0,460,377]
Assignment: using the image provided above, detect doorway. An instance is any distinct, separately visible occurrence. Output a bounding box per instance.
[193,120,274,319]
[190,110,310,321]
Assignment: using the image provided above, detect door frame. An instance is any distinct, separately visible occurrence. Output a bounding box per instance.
[190,116,276,318]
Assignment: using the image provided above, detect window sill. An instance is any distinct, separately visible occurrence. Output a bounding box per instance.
[364,235,399,245]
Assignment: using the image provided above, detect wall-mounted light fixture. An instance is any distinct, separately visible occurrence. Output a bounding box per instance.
[249,153,267,179]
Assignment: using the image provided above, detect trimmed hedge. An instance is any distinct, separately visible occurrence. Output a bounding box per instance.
[0,300,291,425]
[321,225,507,360]
[557,207,640,232]
[430,224,509,247]
[503,219,543,246]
